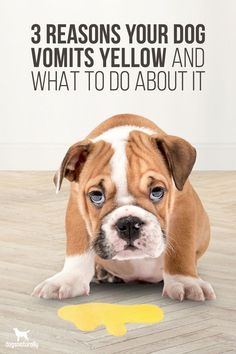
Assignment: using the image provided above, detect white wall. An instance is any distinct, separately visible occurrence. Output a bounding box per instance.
[0,0,235,170]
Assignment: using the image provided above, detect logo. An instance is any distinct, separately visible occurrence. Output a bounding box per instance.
[5,328,39,349]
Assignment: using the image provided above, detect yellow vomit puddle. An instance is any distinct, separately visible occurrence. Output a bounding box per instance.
[58,303,164,336]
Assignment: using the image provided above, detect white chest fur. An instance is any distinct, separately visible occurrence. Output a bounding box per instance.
[102,253,164,283]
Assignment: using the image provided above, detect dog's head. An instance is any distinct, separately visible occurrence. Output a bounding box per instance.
[55,127,196,260]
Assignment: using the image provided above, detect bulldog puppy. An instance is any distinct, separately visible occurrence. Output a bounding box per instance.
[32,114,216,301]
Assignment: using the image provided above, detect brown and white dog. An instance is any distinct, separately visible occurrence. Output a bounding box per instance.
[32,114,216,301]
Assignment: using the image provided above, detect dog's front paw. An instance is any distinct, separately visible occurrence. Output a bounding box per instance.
[31,272,90,300]
[163,273,216,301]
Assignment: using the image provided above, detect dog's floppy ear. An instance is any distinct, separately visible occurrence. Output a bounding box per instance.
[54,140,93,193]
[154,135,196,191]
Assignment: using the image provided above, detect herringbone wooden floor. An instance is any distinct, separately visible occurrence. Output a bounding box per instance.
[0,172,235,353]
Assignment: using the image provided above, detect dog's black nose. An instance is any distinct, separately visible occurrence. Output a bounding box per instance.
[116,216,144,241]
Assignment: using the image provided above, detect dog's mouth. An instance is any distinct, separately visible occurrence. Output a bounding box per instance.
[112,245,155,261]
[93,231,165,260]
[124,245,138,251]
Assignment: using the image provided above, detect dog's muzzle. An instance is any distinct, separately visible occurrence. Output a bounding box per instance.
[94,205,165,260]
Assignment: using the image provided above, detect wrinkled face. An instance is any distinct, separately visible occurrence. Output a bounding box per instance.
[77,128,172,260]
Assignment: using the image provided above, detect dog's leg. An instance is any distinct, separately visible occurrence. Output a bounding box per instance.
[32,192,95,299]
[163,189,216,301]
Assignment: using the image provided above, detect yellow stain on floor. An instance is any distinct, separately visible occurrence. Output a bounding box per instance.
[58,303,164,336]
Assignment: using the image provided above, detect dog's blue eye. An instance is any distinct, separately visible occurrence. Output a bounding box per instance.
[89,191,105,206]
[150,187,165,202]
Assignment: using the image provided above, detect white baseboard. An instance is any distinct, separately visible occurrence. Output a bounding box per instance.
[0,143,235,170]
